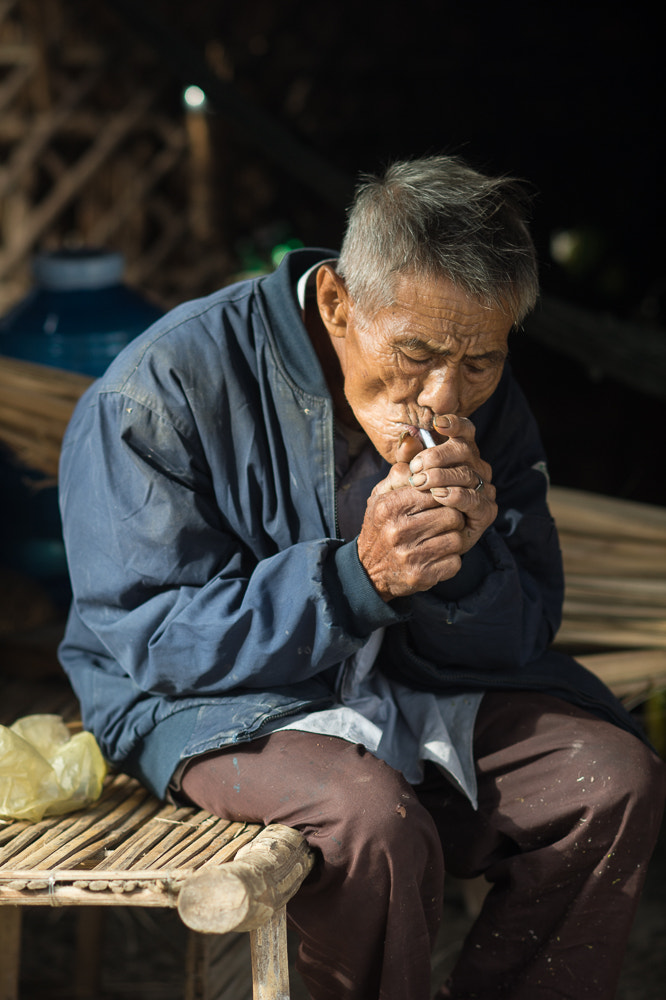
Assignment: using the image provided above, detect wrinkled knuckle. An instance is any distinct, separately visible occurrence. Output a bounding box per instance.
[384,521,401,546]
[448,485,468,505]
[448,532,465,555]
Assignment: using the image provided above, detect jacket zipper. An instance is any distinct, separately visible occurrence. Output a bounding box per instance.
[235,696,334,742]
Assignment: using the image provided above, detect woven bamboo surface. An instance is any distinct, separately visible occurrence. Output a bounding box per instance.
[0,680,262,908]
[0,772,263,908]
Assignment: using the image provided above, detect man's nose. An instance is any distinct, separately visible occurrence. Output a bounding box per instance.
[417,366,461,415]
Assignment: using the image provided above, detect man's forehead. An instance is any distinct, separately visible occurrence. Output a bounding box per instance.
[377,301,512,358]
[386,272,513,335]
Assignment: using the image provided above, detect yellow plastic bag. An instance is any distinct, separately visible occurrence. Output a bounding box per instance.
[0,714,107,823]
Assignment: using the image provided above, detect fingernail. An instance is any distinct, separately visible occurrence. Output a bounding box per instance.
[409,456,423,473]
[409,473,427,487]
[434,415,451,430]
[430,488,450,498]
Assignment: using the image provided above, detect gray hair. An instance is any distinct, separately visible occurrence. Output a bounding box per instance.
[336,155,539,325]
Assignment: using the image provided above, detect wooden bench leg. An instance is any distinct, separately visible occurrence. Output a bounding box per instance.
[0,908,21,1000]
[75,908,105,998]
[250,906,290,1000]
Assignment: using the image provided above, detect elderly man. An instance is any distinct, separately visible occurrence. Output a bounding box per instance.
[59,156,664,1000]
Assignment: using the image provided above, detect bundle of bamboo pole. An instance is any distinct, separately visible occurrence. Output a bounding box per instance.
[550,486,666,653]
[0,355,93,482]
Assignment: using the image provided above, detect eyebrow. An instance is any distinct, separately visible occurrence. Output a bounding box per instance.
[398,337,507,364]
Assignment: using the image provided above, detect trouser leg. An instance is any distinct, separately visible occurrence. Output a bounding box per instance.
[422,692,666,1000]
[180,732,444,1000]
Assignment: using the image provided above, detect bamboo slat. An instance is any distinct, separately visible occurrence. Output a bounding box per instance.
[0,356,92,398]
[577,649,666,692]
[558,535,666,579]
[556,623,666,651]
[0,355,93,478]
[0,769,264,909]
[563,576,666,608]
[549,486,666,655]
[549,485,666,542]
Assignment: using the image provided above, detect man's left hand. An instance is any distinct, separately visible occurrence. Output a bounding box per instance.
[380,413,497,553]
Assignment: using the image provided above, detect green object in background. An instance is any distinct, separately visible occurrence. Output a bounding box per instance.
[271,237,304,269]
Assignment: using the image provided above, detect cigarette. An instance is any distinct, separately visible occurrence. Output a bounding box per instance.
[419,428,437,448]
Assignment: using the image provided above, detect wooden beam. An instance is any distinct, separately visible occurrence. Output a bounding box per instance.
[250,907,290,1000]
[178,824,313,935]
[0,907,21,1000]
[0,88,158,281]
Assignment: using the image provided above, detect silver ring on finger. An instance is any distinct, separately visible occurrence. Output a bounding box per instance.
[474,473,485,493]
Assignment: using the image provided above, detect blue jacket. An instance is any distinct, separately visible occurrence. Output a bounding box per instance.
[58,249,644,798]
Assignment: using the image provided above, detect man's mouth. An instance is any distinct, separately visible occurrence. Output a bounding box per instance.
[398,425,423,446]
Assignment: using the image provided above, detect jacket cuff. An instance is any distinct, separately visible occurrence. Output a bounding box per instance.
[328,539,409,637]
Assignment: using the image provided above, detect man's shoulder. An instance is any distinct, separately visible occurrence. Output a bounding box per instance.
[94,280,260,394]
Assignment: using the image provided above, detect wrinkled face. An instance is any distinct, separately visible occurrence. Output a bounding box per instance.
[317,268,512,464]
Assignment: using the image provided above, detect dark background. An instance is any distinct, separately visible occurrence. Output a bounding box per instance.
[107,0,665,504]
[145,0,664,318]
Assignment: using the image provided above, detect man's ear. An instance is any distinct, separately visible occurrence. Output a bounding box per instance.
[316,264,350,339]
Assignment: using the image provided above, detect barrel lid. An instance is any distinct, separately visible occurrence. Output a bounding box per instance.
[32,249,126,290]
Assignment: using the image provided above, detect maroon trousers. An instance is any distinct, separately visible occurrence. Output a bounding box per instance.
[180,693,665,1000]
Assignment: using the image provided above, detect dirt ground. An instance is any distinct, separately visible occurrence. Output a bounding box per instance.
[17,804,666,1000]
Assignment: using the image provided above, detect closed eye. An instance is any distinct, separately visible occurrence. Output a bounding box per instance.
[398,350,433,371]
[464,361,491,375]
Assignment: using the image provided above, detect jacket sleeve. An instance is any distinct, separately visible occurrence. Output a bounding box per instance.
[380,368,564,685]
[59,389,402,699]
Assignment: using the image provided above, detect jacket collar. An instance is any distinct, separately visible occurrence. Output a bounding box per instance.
[257,248,338,400]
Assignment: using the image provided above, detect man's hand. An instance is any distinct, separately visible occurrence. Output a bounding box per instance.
[406,413,497,554]
[357,485,466,601]
[357,413,497,601]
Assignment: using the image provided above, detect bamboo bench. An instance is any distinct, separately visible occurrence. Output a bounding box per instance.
[0,678,314,1000]
[3,659,666,1000]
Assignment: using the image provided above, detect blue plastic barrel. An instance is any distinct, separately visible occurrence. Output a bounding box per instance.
[0,249,164,605]
[0,248,163,377]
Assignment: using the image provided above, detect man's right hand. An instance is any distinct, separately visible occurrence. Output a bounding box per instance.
[356,474,466,601]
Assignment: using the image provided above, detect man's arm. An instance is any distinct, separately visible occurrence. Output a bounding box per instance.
[59,390,403,699]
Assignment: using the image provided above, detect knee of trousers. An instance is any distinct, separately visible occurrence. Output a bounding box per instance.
[309,749,444,881]
[565,725,665,852]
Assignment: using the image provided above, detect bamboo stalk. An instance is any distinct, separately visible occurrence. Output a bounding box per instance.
[562,599,666,621]
[0,356,92,398]
[576,649,666,685]
[556,622,666,650]
[0,404,70,441]
[0,385,81,423]
[550,485,666,543]
[558,535,666,579]
[563,576,666,605]
[0,356,93,478]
